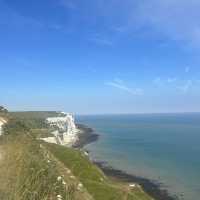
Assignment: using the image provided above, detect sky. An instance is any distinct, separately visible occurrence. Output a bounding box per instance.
[0,0,200,114]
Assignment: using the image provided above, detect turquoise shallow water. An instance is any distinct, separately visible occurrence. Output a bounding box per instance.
[77,113,200,200]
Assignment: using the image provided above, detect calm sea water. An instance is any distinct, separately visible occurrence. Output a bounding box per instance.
[77,113,200,200]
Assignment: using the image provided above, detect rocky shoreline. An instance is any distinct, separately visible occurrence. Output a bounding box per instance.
[75,123,179,200]
[73,124,99,148]
[95,161,179,200]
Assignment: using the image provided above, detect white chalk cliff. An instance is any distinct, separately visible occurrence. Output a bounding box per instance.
[41,113,79,146]
[0,117,7,136]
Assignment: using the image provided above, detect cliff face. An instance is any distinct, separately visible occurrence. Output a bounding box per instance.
[42,113,79,146]
[0,111,154,200]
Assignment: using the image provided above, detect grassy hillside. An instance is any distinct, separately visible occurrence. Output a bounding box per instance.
[46,143,153,200]
[0,119,92,200]
[10,111,60,119]
[0,112,154,200]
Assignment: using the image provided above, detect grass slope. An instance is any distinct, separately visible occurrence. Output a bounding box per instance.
[46,143,154,200]
[0,111,154,200]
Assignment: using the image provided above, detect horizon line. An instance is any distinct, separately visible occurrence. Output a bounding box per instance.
[8,110,200,116]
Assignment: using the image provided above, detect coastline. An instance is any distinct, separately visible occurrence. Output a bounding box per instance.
[95,161,179,200]
[73,123,99,148]
[75,123,179,200]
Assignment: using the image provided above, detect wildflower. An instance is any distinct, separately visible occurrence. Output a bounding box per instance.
[62,180,66,185]
[57,176,62,181]
[57,194,62,200]
[129,184,136,188]
[84,151,89,156]
[77,183,83,190]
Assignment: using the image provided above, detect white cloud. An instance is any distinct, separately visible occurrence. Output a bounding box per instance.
[154,77,177,85]
[112,26,129,33]
[58,0,200,47]
[177,80,192,93]
[113,78,124,84]
[89,37,113,46]
[105,79,143,95]
[134,0,200,47]
[167,78,177,83]
[153,77,162,85]
[0,1,64,31]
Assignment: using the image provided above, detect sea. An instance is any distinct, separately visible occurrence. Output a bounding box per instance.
[77,113,200,200]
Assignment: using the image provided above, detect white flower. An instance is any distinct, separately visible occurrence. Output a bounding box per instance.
[62,180,66,185]
[57,194,62,200]
[57,176,62,181]
[84,151,89,156]
[129,184,136,188]
[77,183,83,190]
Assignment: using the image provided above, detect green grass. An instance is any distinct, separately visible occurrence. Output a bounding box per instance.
[0,111,154,200]
[10,111,60,119]
[46,143,154,200]
[0,117,89,200]
[0,135,71,200]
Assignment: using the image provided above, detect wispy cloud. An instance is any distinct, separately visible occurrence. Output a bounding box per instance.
[153,77,177,85]
[112,26,129,33]
[0,10,43,29]
[153,77,162,85]
[56,0,200,47]
[89,36,113,46]
[167,78,177,83]
[0,1,64,32]
[105,79,143,95]
[177,80,192,93]
[135,0,200,47]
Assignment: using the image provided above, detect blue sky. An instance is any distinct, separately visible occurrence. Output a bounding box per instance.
[1,0,200,114]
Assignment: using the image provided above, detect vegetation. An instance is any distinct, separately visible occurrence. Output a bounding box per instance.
[0,106,9,120]
[46,143,153,200]
[0,106,8,113]
[0,134,70,200]
[0,118,91,200]
[0,111,154,200]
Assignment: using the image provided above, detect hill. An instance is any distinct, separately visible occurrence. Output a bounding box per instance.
[0,111,154,200]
